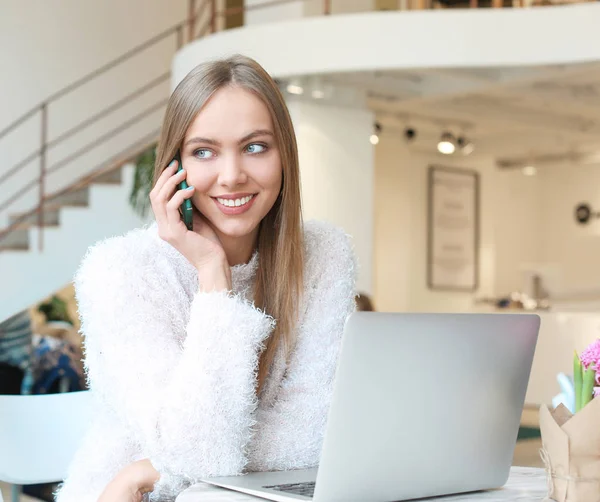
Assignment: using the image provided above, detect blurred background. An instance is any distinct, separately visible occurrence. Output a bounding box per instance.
[2,0,600,499]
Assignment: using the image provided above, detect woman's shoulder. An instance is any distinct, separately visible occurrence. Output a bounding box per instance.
[74,222,183,288]
[302,220,356,278]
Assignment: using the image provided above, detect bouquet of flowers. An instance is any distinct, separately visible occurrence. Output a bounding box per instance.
[539,340,600,502]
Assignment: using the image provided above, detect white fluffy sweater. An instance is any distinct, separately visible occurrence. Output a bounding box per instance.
[55,219,356,502]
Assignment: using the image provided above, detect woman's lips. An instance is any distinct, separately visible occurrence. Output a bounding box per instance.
[212,194,257,215]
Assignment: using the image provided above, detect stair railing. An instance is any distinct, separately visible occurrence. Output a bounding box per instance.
[0,0,585,251]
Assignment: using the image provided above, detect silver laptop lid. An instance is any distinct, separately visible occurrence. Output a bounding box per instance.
[314,312,540,502]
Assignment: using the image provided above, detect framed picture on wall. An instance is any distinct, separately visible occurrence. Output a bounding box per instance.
[427,165,480,291]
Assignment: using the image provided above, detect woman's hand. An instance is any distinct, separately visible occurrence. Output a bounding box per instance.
[98,459,160,502]
[150,159,231,292]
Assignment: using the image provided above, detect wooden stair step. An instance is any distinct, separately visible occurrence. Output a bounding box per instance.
[0,228,29,250]
[92,169,122,184]
[9,221,60,231]
[45,187,90,207]
[0,244,29,252]
[9,209,60,227]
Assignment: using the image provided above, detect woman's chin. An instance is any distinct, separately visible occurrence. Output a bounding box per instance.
[213,218,260,239]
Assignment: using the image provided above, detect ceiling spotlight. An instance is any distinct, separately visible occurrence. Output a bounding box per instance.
[286,81,304,95]
[437,132,456,155]
[370,122,382,145]
[575,203,592,225]
[457,136,475,156]
[309,77,331,100]
[404,127,417,142]
[522,165,537,176]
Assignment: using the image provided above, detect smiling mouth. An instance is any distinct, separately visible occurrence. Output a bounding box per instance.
[214,194,256,208]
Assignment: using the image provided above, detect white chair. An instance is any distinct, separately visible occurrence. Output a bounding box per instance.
[0,391,92,502]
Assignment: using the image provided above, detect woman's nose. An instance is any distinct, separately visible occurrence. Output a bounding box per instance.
[218,154,248,188]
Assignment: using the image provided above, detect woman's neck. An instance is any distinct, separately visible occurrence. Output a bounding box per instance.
[218,229,258,267]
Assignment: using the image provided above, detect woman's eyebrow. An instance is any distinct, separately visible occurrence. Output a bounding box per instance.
[184,136,221,147]
[238,129,274,144]
[183,129,273,148]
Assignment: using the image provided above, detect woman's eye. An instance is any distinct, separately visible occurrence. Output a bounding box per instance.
[246,143,267,154]
[194,149,214,159]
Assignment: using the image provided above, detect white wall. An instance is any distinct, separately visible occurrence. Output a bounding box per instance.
[492,169,542,298]
[0,0,186,227]
[538,162,600,297]
[491,161,600,302]
[373,129,600,313]
[373,134,498,312]
[288,100,374,294]
[373,138,413,311]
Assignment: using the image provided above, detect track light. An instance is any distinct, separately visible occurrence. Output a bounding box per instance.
[370,122,382,145]
[522,165,537,176]
[437,132,456,155]
[404,127,417,142]
[457,136,474,156]
[286,80,304,95]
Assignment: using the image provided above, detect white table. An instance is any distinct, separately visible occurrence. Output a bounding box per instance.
[176,467,548,501]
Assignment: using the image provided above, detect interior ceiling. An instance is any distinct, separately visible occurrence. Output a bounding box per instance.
[295,61,600,167]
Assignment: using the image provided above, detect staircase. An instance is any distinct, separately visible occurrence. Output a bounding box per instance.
[0,1,204,322]
[0,0,229,322]
[1,168,124,252]
[0,0,228,322]
[0,161,151,322]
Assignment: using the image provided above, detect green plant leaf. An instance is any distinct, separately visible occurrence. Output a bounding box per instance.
[129,144,157,218]
[37,295,73,324]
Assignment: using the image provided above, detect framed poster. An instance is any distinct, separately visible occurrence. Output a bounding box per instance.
[427,165,479,291]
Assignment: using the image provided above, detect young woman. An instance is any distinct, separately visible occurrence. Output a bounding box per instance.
[55,55,356,502]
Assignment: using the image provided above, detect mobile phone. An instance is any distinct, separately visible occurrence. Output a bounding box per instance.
[173,150,193,231]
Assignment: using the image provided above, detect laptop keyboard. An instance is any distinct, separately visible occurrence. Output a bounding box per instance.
[263,481,316,498]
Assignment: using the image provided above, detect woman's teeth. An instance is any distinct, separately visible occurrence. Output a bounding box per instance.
[217,195,254,207]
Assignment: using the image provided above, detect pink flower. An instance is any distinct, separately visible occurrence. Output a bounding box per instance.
[580,340,600,383]
[580,339,600,368]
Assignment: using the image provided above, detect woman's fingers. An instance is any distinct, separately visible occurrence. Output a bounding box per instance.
[149,160,178,222]
[150,162,188,225]
[166,186,195,230]
[157,168,187,205]
[150,160,177,199]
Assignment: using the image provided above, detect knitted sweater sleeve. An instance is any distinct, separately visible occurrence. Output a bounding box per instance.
[246,222,357,471]
[72,236,274,499]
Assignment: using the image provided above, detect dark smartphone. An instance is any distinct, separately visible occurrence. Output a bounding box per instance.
[173,150,193,231]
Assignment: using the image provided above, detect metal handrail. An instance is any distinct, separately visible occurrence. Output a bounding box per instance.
[0,130,161,243]
[46,100,169,178]
[0,26,182,144]
[0,149,41,187]
[0,5,192,251]
[47,72,171,151]
[0,0,589,250]
[0,99,168,215]
[0,73,170,191]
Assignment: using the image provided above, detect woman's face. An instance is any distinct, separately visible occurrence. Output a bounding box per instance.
[181,85,283,241]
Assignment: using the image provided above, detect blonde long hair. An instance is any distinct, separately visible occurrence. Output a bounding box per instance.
[153,55,304,391]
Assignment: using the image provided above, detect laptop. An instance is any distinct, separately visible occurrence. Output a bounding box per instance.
[202,312,540,502]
